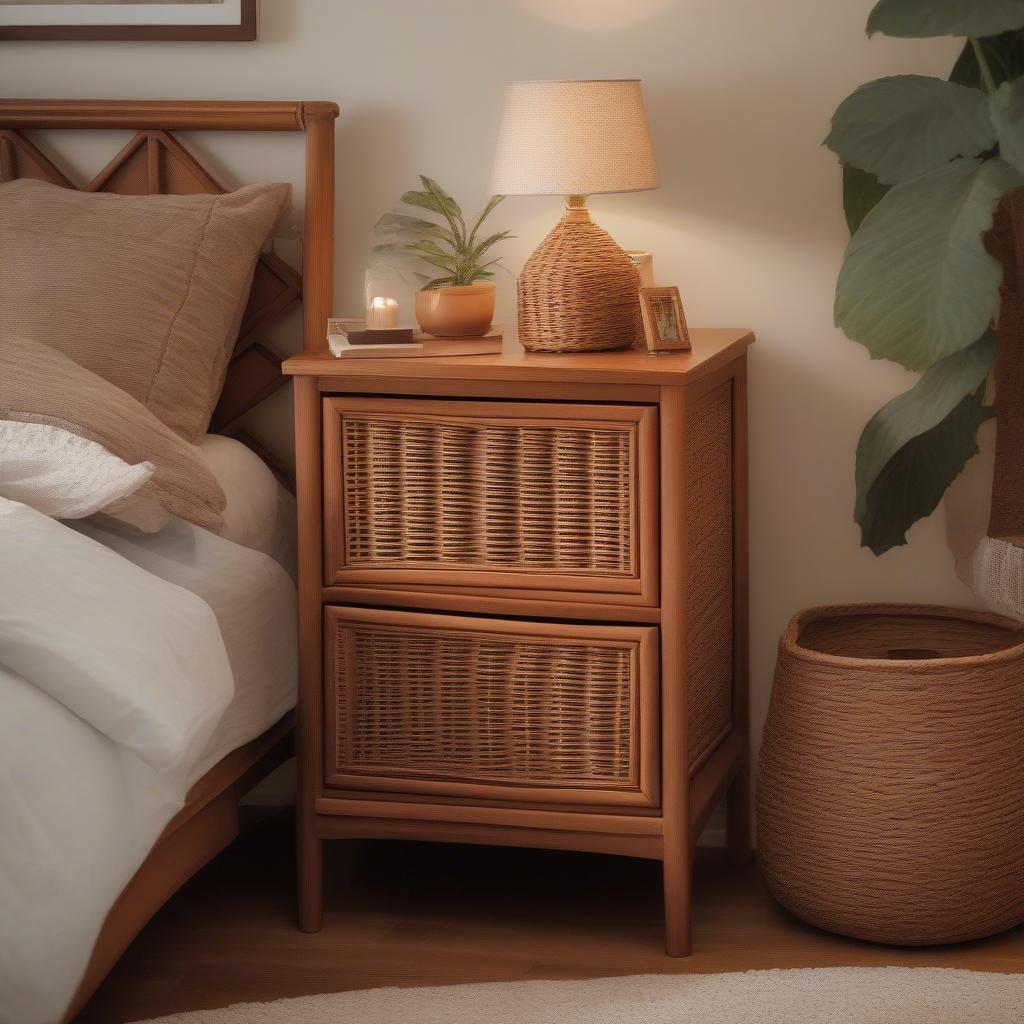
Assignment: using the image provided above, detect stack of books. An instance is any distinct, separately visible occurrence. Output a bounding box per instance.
[326,318,503,359]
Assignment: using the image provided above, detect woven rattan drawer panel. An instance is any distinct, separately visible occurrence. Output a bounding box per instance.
[322,398,658,601]
[686,382,734,770]
[324,607,660,808]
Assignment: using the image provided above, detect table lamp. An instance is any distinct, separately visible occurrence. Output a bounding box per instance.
[490,79,660,353]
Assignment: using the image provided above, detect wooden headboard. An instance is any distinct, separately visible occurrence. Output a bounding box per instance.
[0,99,339,486]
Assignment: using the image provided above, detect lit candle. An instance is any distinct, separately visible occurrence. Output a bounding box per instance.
[366,296,399,330]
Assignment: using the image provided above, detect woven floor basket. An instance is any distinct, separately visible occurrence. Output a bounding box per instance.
[757,604,1024,946]
[517,209,643,353]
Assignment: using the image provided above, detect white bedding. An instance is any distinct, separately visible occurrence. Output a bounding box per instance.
[0,457,297,1024]
[73,513,297,779]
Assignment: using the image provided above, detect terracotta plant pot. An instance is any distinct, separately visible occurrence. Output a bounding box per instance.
[415,282,495,338]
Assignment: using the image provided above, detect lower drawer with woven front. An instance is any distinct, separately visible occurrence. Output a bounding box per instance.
[323,606,660,809]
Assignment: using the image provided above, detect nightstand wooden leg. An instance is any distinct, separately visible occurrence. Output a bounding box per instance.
[726,758,753,866]
[297,831,323,933]
[662,844,693,957]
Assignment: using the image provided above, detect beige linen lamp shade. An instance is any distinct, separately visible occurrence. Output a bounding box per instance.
[491,80,660,197]
[490,80,660,352]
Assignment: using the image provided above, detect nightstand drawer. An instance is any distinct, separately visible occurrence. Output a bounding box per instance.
[323,606,660,809]
[322,397,658,602]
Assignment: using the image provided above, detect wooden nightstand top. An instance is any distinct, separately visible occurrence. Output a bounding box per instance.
[283,327,754,387]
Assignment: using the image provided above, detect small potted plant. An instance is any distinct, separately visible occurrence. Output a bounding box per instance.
[373,176,511,337]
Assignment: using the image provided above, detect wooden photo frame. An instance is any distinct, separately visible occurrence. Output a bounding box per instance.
[0,0,257,41]
[639,286,691,354]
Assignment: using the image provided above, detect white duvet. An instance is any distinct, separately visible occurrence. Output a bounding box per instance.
[0,498,238,1024]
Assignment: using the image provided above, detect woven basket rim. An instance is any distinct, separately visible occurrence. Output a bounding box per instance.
[781,603,1024,671]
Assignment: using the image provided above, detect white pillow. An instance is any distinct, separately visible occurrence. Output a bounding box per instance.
[0,420,168,529]
[199,434,288,557]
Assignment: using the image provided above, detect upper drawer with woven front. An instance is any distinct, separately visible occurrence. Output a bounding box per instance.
[322,397,659,601]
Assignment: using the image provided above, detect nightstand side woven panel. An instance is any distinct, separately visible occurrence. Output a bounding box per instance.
[686,382,734,769]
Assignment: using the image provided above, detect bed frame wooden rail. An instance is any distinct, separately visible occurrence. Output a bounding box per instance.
[0,98,339,1022]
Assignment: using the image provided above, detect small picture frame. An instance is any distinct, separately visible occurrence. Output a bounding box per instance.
[639,286,691,355]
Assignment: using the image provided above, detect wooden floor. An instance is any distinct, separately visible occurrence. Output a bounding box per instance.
[77,811,1024,1022]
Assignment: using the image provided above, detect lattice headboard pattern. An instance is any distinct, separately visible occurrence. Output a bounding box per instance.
[0,100,339,487]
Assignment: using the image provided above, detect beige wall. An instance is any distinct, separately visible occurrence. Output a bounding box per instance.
[1,0,975,793]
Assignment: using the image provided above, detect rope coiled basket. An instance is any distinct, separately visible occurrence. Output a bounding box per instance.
[757,604,1024,946]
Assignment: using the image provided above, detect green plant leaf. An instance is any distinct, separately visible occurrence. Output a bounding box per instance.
[835,156,1020,369]
[855,330,998,525]
[858,386,993,555]
[421,275,456,291]
[419,175,462,218]
[374,212,454,244]
[467,194,504,248]
[401,190,463,247]
[951,30,1024,89]
[371,242,430,265]
[407,239,451,258]
[827,76,995,185]
[842,165,891,235]
[867,0,1024,39]
[470,230,514,263]
[417,175,466,245]
[992,78,1024,174]
[838,32,1024,234]
[410,248,458,274]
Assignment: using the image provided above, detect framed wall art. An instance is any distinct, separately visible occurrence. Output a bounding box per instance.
[0,0,257,41]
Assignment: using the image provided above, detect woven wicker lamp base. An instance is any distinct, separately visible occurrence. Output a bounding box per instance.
[517,202,642,353]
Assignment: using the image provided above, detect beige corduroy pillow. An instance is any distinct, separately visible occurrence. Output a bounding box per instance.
[0,337,226,532]
[0,178,290,442]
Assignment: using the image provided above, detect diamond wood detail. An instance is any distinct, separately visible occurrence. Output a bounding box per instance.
[0,129,73,187]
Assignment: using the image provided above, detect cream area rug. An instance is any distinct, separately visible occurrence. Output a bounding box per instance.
[133,968,1024,1023]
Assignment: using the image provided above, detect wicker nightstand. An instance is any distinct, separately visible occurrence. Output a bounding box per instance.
[283,328,753,956]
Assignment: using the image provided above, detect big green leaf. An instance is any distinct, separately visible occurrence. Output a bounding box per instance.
[835,156,1020,369]
[858,387,993,555]
[867,0,1024,39]
[842,165,891,235]
[839,30,1024,238]
[992,78,1024,174]
[951,30,1024,89]
[855,331,998,525]
[827,76,994,185]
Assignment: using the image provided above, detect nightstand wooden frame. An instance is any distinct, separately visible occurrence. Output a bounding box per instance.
[284,329,753,957]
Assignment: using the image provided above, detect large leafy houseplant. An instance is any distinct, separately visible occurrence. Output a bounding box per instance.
[830,0,1024,555]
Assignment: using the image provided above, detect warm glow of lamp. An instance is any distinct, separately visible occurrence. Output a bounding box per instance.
[515,0,674,32]
[491,79,660,352]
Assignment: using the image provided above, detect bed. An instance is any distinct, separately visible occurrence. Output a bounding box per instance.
[0,99,338,1024]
